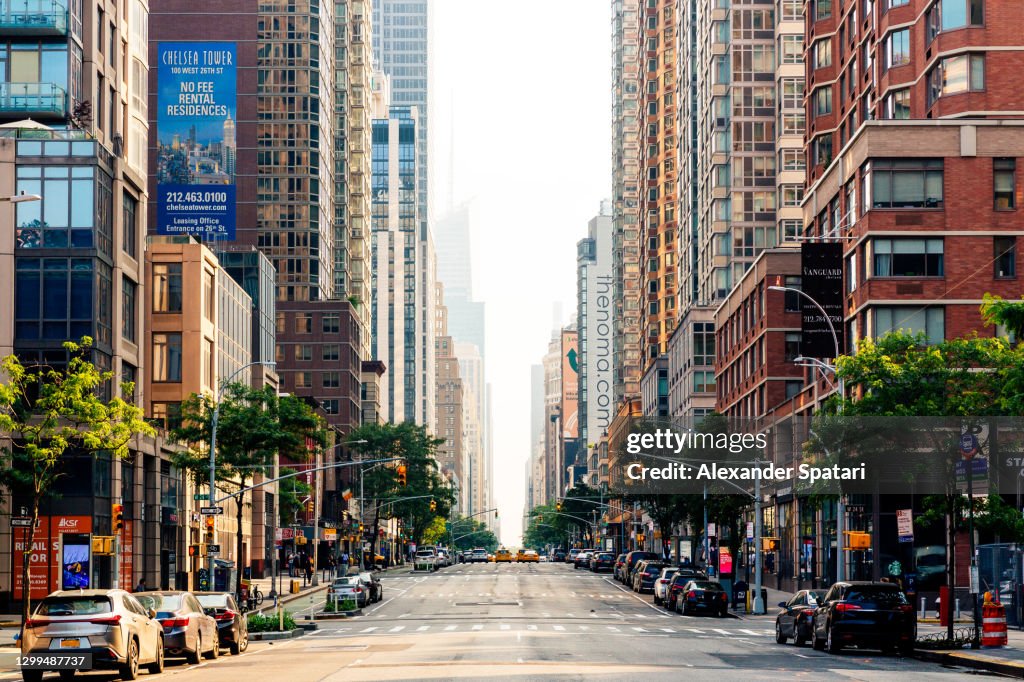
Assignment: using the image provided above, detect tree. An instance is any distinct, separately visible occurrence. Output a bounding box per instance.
[449,516,498,551]
[0,338,154,628]
[346,422,454,561]
[171,384,327,588]
[981,293,1024,340]
[278,467,312,524]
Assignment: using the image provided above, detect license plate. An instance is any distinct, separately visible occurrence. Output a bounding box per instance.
[60,639,81,648]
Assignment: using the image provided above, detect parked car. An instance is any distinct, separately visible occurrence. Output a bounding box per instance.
[495,548,514,562]
[590,552,616,573]
[135,590,218,664]
[20,589,164,682]
[552,548,567,562]
[469,548,489,563]
[774,589,826,647]
[567,548,581,564]
[633,560,669,593]
[573,550,594,570]
[518,550,540,563]
[675,580,729,617]
[414,548,438,571]
[665,569,708,612]
[653,567,679,606]
[622,551,660,584]
[358,571,383,603]
[195,592,248,655]
[612,554,628,581]
[811,581,916,654]
[436,549,452,567]
[327,576,369,609]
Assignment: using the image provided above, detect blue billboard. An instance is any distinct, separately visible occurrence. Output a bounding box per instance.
[156,42,237,240]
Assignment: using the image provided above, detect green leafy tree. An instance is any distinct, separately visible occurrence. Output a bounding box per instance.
[981,293,1024,340]
[171,384,327,585]
[421,516,448,545]
[278,467,312,524]
[450,516,498,551]
[0,338,154,627]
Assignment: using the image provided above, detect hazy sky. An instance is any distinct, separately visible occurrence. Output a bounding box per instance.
[430,1,612,545]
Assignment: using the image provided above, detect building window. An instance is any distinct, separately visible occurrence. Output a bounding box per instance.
[927,54,985,105]
[295,313,312,333]
[873,307,945,344]
[781,220,802,242]
[152,263,182,312]
[785,380,803,400]
[203,270,215,321]
[872,238,944,277]
[122,277,136,342]
[202,338,213,388]
[122,192,137,258]
[781,35,803,64]
[814,86,833,116]
[784,275,802,312]
[151,402,182,430]
[995,236,1016,278]
[814,0,832,20]
[323,315,340,333]
[813,39,832,69]
[885,88,911,119]
[321,399,339,415]
[813,135,833,167]
[887,0,909,8]
[938,0,984,32]
[785,333,802,361]
[295,372,312,388]
[323,344,341,361]
[994,158,1016,210]
[323,372,340,388]
[866,159,944,209]
[693,370,715,394]
[152,333,182,382]
[295,345,313,361]
[781,185,804,207]
[886,29,910,69]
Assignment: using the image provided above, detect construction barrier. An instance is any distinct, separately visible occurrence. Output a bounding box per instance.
[981,602,1008,647]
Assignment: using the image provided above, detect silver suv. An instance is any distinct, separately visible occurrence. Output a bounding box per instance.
[20,589,164,682]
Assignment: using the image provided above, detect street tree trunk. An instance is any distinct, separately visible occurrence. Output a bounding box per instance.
[236,480,248,599]
[21,495,40,633]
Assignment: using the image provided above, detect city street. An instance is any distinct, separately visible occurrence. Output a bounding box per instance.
[3,563,995,681]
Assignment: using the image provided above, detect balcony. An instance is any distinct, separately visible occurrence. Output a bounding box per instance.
[0,0,68,36]
[0,82,66,117]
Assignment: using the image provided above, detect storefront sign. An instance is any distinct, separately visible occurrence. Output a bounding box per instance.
[800,243,845,359]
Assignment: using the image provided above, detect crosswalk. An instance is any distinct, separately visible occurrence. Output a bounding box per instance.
[415,592,632,599]
[313,622,774,638]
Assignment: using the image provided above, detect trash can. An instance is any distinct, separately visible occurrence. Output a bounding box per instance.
[290,579,301,594]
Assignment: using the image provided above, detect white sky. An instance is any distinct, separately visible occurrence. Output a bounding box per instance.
[430,0,612,545]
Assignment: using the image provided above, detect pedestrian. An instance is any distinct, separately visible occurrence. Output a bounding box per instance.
[288,552,295,577]
[340,552,349,577]
[304,555,314,586]
[134,577,147,593]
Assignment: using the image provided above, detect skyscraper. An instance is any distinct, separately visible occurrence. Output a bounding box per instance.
[371,106,435,426]
[221,113,236,178]
[373,0,429,232]
[434,204,486,358]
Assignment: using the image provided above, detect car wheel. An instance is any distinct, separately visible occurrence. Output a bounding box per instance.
[21,670,43,682]
[653,595,661,606]
[898,641,913,656]
[120,637,140,680]
[794,627,807,647]
[826,626,842,654]
[147,639,165,674]
[775,620,787,644]
[186,635,202,665]
[813,635,825,651]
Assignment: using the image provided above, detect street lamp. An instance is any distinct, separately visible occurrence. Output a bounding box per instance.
[1,192,42,203]
[207,360,275,592]
[770,284,849,585]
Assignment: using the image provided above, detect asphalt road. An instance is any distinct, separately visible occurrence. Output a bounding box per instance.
[0,562,998,681]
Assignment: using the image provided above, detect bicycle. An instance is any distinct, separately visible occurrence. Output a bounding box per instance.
[251,585,264,606]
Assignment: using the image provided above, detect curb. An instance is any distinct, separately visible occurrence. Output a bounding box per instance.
[915,648,1024,678]
[308,611,358,620]
[249,628,306,641]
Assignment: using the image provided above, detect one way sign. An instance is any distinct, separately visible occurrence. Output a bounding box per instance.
[200,507,224,516]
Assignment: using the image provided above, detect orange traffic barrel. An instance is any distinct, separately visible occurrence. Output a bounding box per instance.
[982,602,1008,647]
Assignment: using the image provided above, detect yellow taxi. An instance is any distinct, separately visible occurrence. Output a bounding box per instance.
[517,550,539,563]
[495,548,514,562]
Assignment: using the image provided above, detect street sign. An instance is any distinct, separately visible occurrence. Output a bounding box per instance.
[970,564,980,594]
[708,523,717,537]
[897,509,914,543]
[193,493,210,501]
[11,517,32,528]
[745,522,754,540]
[961,433,979,460]
[206,544,220,555]
[200,507,224,516]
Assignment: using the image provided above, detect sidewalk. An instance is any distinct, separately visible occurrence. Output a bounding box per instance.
[916,626,1024,678]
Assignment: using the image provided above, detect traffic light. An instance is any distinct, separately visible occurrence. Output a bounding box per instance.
[359,523,364,533]
[188,544,200,558]
[204,515,215,542]
[556,502,562,512]
[397,465,407,486]
[112,503,124,532]
[305,498,315,514]
[429,499,437,513]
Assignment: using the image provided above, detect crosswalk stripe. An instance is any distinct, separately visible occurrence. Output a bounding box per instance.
[416,625,430,632]
[738,629,760,635]
[527,624,537,630]
[388,626,404,633]
[500,624,510,630]
[712,628,731,635]
[360,627,378,633]
[444,625,457,631]
[607,626,620,632]
[636,614,648,619]
[472,624,483,631]
[632,627,647,632]
[660,628,675,633]
[553,625,565,631]
[578,625,589,631]
[686,628,704,634]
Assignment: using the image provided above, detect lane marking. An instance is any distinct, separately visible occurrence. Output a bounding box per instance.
[500,624,510,630]
[739,629,760,636]
[472,624,484,631]
[388,626,404,633]
[416,625,430,631]
[444,625,457,631]
[553,625,565,631]
[360,626,378,633]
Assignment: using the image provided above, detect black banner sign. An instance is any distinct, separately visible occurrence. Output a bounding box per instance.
[800,243,845,359]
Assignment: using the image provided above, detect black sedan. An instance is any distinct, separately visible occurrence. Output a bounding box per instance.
[573,551,594,570]
[774,589,826,646]
[589,552,616,572]
[136,591,218,664]
[812,581,916,654]
[632,561,669,593]
[665,569,708,611]
[196,592,248,655]
[675,580,729,617]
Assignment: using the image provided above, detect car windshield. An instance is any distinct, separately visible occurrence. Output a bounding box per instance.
[663,569,678,578]
[333,578,358,587]
[195,594,230,608]
[598,553,614,560]
[136,594,183,612]
[37,596,112,616]
[846,587,908,606]
[807,590,826,605]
